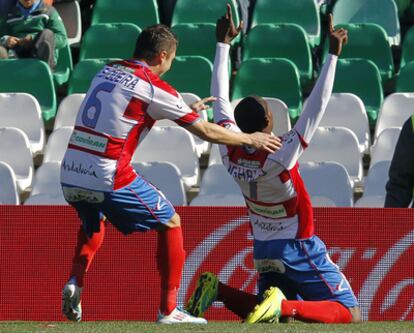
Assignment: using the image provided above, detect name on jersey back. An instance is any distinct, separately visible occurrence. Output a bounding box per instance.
[96,65,139,90]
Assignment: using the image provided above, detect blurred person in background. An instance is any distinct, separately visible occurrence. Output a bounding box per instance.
[385,115,414,208]
[0,0,67,68]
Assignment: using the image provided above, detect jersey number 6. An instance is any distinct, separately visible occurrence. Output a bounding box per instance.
[82,82,116,129]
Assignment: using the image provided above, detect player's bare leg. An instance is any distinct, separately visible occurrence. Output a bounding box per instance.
[156,213,207,324]
[349,307,362,322]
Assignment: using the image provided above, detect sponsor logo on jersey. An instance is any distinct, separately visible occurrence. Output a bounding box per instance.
[62,186,104,203]
[254,258,286,274]
[237,158,261,169]
[70,130,108,153]
[176,98,184,110]
[62,160,99,178]
[336,279,349,292]
[246,200,287,219]
[252,220,286,233]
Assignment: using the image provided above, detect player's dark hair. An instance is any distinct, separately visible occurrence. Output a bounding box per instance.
[134,24,178,60]
[234,96,270,133]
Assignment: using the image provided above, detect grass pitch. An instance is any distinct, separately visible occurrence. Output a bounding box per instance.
[0,321,412,333]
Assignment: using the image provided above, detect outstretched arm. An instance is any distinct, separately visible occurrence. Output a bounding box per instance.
[187,120,281,153]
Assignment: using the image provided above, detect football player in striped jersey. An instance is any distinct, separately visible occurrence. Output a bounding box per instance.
[187,7,361,324]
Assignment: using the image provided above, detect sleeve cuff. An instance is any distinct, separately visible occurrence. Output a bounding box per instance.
[0,35,9,46]
[217,42,231,50]
[326,53,338,62]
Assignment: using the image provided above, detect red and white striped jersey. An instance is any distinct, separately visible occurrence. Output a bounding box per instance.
[61,60,201,191]
[212,43,337,240]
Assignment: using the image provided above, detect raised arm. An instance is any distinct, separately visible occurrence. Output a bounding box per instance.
[265,15,347,170]
[187,5,281,153]
[211,43,233,126]
[211,4,243,128]
[294,14,347,144]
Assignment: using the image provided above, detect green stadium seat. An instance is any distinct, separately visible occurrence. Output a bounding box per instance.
[0,59,56,123]
[79,23,141,61]
[171,0,239,27]
[53,43,73,86]
[400,26,414,68]
[172,23,217,63]
[91,0,159,27]
[232,58,302,121]
[333,0,400,45]
[396,61,414,92]
[243,24,312,85]
[67,58,120,95]
[333,59,383,126]
[250,0,321,47]
[324,23,394,83]
[163,56,212,99]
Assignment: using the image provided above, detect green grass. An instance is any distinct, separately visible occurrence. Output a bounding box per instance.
[0,321,412,333]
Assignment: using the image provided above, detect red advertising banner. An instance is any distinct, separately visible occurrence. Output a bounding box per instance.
[0,206,413,322]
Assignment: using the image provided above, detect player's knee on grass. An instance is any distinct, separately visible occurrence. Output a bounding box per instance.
[349,307,361,323]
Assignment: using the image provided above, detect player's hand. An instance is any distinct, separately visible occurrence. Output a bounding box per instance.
[328,14,348,56]
[216,4,243,44]
[17,35,33,49]
[248,132,282,153]
[190,96,217,113]
[5,36,19,48]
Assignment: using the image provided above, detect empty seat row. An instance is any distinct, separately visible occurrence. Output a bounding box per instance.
[0,23,407,127]
[54,0,410,92]
[0,129,401,207]
[0,56,391,127]
[192,159,393,208]
[75,7,399,86]
[209,121,399,191]
[2,89,402,174]
[82,0,402,51]
[66,49,410,129]
[0,156,393,207]
[192,161,353,207]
